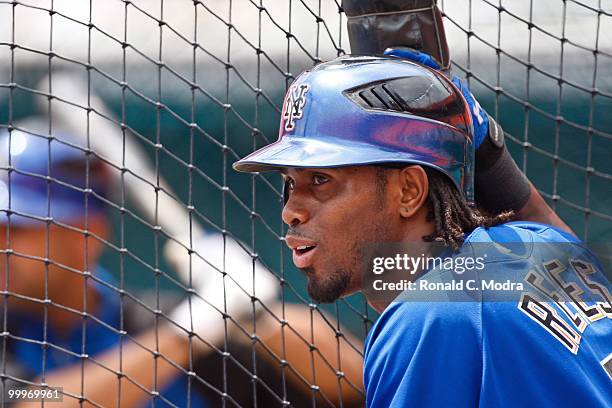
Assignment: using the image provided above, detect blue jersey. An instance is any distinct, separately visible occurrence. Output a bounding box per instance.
[8,267,208,408]
[363,222,612,407]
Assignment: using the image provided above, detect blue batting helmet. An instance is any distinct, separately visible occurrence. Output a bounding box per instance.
[233,55,475,202]
[0,118,110,226]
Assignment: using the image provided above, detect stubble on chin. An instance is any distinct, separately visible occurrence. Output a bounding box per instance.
[304,266,352,303]
[303,206,388,303]
[302,240,363,303]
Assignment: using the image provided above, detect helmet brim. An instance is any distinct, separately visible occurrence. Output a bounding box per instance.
[233,135,463,174]
[0,183,102,226]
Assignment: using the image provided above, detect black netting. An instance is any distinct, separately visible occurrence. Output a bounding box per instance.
[0,0,609,407]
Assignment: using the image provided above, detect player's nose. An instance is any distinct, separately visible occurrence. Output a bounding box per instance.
[281,190,311,227]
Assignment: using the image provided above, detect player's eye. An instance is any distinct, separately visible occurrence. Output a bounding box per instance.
[312,174,329,185]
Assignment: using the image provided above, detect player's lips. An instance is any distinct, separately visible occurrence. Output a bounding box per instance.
[285,235,318,269]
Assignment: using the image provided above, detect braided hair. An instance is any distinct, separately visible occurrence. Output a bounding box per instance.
[375,165,513,250]
[422,167,512,249]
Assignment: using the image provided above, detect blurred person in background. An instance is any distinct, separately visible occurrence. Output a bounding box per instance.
[0,119,364,407]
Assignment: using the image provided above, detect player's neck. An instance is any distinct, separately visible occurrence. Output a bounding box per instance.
[366,213,437,313]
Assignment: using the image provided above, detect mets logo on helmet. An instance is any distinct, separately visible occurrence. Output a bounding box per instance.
[282,83,310,132]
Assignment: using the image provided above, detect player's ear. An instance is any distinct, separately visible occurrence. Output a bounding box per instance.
[397,165,429,219]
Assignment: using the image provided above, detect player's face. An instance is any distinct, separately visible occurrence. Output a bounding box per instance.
[0,216,108,307]
[282,166,394,302]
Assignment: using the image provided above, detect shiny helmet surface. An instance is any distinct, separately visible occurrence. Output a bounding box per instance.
[233,55,474,202]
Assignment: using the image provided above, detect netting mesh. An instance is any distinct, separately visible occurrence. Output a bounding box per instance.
[0,0,610,406]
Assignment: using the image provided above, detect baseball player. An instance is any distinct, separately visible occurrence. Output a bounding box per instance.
[0,120,364,406]
[233,54,612,406]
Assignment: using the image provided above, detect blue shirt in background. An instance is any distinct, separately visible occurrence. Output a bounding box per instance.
[10,267,208,408]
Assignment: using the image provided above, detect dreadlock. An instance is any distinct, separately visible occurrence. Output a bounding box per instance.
[374,165,513,250]
[422,167,513,250]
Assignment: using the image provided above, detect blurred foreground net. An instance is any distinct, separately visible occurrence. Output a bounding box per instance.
[0,0,610,406]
